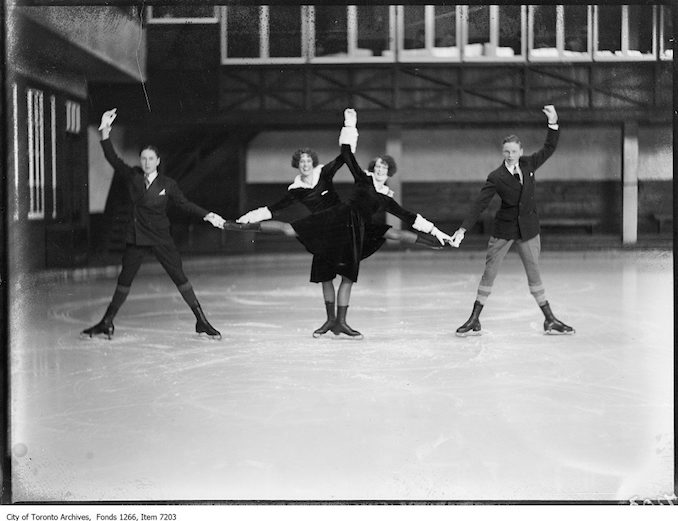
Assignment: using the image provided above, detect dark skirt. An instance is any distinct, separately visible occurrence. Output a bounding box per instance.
[293,202,389,283]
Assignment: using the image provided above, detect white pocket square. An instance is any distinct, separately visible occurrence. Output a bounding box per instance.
[159,189,166,195]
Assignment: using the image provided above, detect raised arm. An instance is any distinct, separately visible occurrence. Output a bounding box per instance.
[98,108,133,174]
[529,105,560,171]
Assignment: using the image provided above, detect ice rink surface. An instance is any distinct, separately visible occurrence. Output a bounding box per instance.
[7,249,674,502]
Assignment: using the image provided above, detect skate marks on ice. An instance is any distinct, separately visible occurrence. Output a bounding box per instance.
[9,251,674,500]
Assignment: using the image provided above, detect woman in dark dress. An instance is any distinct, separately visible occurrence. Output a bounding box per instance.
[225,110,454,339]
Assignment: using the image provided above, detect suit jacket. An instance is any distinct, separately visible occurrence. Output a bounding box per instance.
[101,139,209,246]
[461,127,559,241]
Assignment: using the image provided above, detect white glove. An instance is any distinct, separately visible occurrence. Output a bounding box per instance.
[431,227,452,246]
[204,212,226,229]
[344,108,357,128]
[98,108,117,130]
[450,228,465,248]
[236,206,272,224]
[339,127,358,153]
[412,214,434,234]
[542,104,557,125]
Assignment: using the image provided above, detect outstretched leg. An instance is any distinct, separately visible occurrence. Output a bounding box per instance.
[332,276,363,339]
[154,243,222,340]
[81,245,144,339]
[223,220,297,237]
[384,228,443,249]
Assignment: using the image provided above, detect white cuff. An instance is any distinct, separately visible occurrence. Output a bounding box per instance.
[548,123,559,130]
[339,127,358,152]
[412,214,434,233]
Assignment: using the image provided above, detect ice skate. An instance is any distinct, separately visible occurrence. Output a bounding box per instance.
[540,302,575,335]
[332,306,364,340]
[456,301,483,337]
[81,318,114,340]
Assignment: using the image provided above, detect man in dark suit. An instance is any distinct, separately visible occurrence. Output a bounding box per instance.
[82,109,225,340]
[450,105,574,336]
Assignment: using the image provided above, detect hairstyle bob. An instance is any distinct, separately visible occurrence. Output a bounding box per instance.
[291,148,319,168]
[368,154,397,177]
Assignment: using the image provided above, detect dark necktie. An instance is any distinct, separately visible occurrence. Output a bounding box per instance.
[513,168,521,184]
[144,174,151,190]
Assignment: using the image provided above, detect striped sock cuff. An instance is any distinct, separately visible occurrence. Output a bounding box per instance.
[529,284,547,305]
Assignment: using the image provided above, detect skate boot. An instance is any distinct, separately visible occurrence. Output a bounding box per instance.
[540,301,575,335]
[332,305,363,340]
[81,317,115,340]
[193,305,222,340]
[456,301,483,337]
[313,301,336,338]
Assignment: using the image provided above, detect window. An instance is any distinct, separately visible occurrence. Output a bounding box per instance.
[65,100,80,134]
[147,6,219,24]
[660,5,673,60]
[397,5,461,61]
[222,5,306,63]
[27,88,45,220]
[462,5,524,60]
[594,5,656,60]
[221,5,394,63]
[529,5,591,61]
[313,5,348,58]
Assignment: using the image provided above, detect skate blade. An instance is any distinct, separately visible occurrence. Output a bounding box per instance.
[544,329,575,335]
[331,333,364,340]
[79,332,113,341]
[197,332,222,341]
[312,332,334,339]
[455,330,481,337]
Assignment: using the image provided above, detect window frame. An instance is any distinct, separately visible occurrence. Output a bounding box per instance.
[27,87,45,221]
[396,5,463,63]
[593,5,657,61]
[527,5,592,62]
[461,5,526,62]
[220,5,308,64]
[308,5,396,64]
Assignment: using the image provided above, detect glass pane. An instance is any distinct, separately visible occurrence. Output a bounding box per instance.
[152,6,214,19]
[597,5,621,52]
[403,5,425,49]
[315,6,347,56]
[564,6,588,52]
[269,5,301,58]
[357,5,390,56]
[498,5,521,55]
[227,6,260,58]
[662,6,673,58]
[532,5,556,49]
[434,5,457,47]
[467,5,490,45]
[627,5,653,54]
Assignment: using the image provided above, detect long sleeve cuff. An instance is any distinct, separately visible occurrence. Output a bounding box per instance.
[548,123,559,130]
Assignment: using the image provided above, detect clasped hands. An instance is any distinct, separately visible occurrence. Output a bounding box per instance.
[204,212,226,229]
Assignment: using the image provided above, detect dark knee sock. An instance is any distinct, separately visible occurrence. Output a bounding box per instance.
[177,282,199,310]
[105,285,130,319]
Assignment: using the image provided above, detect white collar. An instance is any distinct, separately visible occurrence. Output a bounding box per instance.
[367,171,394,197]
[505,162,521,173]
[145,171,158,182]
[288,165,323,190]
